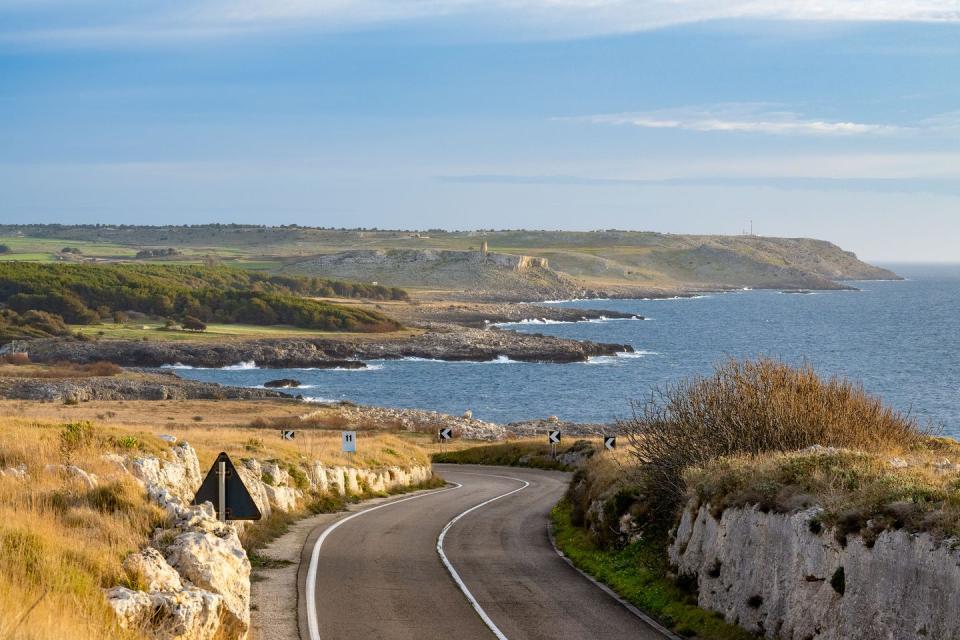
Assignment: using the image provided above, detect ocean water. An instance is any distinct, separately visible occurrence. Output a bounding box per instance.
[173,264,960,437]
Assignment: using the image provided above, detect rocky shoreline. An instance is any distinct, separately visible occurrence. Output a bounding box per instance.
[0,371,288,402]
[385,302,641,328]
[10,325,633,368]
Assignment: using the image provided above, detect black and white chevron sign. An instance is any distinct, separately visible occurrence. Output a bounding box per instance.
[439,427,453,441]
[604,436,616,450]
[548,430,561,445]
[281,430,295,441]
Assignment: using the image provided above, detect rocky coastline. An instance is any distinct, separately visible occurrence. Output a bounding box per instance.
[10,325,633,368]
[0,371,288,402]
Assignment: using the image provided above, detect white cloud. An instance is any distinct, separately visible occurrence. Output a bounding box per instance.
[2,0,959,46]
[563,104,904,136]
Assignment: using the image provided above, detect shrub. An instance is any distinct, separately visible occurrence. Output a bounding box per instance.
[0,352,30,365]
[181,316,207,332]
[58,421,95,462]
[622,358,923,510]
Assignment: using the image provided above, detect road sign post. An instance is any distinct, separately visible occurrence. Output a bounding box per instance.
[193,452,262,521]
[217,459,227,522]
[548,430,561,459]
[342,431,357,454]
[438,427,452,452]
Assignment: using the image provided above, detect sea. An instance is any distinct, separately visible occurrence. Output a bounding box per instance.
[172,264,960,438]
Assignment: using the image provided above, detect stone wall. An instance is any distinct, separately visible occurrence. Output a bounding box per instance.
[103,441,432,640]
[669,503,960,640]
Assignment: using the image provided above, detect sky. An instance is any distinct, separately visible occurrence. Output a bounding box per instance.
[1,1,959,261]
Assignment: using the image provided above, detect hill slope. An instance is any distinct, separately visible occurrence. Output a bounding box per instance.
[0,226,898,300]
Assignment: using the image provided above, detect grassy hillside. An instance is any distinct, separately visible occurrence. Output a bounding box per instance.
[0,226,897,298]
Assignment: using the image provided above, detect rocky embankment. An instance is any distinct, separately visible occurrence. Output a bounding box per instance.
[76,439,434,640]
[11,326,632,368]
[669,503,960,640]
[304,403,613,440]
[0,371,287,402]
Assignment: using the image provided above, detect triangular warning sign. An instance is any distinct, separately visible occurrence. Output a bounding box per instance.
[192,452,262,521]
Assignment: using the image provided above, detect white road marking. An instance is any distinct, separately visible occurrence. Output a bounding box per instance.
[305,483,462,640]
[436,473,531,640]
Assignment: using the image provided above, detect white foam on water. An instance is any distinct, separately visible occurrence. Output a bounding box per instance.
[249,384,318,389]
[160,362,193,369]
[300,396,342,404]
[221,360,257,370]
[161,360,258,370]
[584,350,659,365]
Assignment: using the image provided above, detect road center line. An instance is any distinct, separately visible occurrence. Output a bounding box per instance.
[305,483,463,640]
[436,472,531,640]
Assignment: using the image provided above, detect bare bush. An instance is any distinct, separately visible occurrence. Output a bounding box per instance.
[621,358,923,507]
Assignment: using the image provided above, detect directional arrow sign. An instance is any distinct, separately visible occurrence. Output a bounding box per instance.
[439,427,453,441]
[548,430,561,445]
[342,431,357,453]
[192,452,262,521]
[281,430,295,441]
[604,436,616,450]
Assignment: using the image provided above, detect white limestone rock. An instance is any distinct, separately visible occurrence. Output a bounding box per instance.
[123,548,183,592]
[669,503,960,640]
[308,461,329,492]
[105,586,224,640]
[346,468,361,495]
[129,442,202,505]
[327,467,346,496]
[4,464,28,480]
[165,528,251,636]
[262,483,300,512]
[260,461,290,487]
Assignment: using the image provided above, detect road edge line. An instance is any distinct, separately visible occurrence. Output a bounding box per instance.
[436,473,531,640]
[304,482,462,640]
[545,520,683,640]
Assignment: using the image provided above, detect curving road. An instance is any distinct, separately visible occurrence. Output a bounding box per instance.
[297,464,669,640]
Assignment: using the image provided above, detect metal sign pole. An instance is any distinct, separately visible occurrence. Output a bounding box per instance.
[217,460,227,523]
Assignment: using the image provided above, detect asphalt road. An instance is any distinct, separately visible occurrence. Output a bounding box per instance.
[298,464,670,640]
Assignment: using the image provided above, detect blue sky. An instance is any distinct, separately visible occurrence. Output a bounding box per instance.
[1,1,959,261]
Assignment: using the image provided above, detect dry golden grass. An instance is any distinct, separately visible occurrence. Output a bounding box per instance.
[0,404,432,640]
[0,418,166,640]
[0,361,122,378]
[686,439,960,543]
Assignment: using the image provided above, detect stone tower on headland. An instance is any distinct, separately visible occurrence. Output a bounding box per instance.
[480,240,489,255]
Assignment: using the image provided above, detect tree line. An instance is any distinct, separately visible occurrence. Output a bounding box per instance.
[0,263,405,335]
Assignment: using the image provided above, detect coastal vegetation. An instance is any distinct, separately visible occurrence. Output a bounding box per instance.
[554,358,943,639]
[0,262,406,339]
[431,439,592,470]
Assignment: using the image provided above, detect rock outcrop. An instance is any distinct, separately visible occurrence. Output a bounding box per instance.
[0,371,287,402]
[14,325,632,368]
[302,403,612,441]
[669,503,960,640]
[103,440,435,640]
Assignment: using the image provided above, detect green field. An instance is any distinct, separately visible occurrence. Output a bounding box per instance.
[69,322,357,342]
